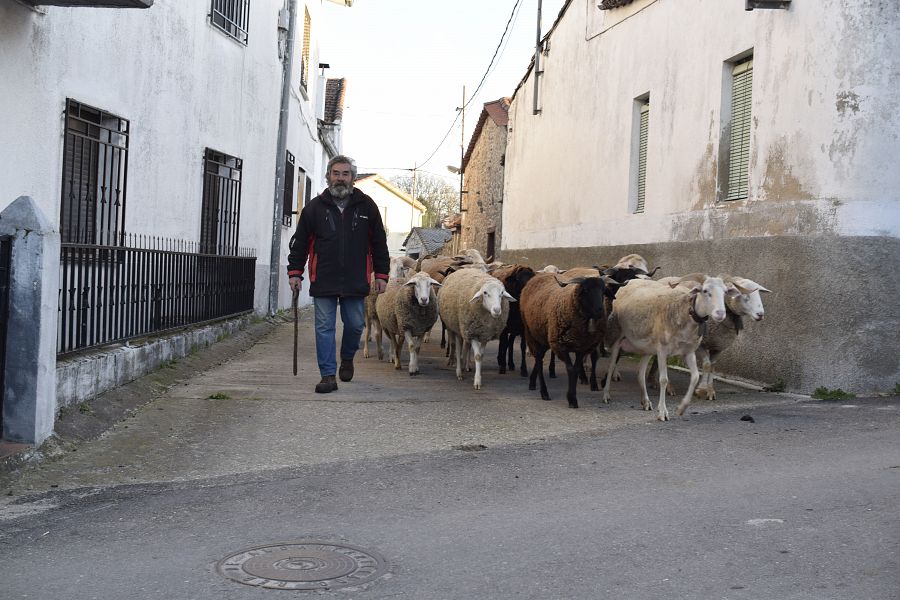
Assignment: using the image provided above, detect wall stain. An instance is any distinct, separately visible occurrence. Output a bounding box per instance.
[835,90,862,117]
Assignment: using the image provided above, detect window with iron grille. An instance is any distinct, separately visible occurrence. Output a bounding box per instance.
[282,151,295,227]
[634,99,650,214]
[300,7,311,90]
[304,173,313,207]
[200,148,243,255]
[724,57,753,201]
[60,99,130,245]
[210,0,249,45]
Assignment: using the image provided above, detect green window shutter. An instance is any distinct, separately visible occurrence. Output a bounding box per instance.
[635,102,650,214]
[725,59,753,201]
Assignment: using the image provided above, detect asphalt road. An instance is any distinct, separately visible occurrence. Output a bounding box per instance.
[1,320,898,599]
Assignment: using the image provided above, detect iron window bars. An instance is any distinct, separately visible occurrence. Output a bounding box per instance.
[60,99,130,246]
[200,148,243,256]
[211,0,250,45]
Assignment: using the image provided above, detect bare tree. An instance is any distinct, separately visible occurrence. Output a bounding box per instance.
[390,172,457,228]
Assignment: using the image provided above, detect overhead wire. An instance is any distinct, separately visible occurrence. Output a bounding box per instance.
[416,0,524,169]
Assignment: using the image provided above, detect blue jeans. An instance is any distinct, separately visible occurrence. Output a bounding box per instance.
[313,296,365,377]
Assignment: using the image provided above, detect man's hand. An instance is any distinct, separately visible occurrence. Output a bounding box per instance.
[289,277,302,293]
[374,279,387,294]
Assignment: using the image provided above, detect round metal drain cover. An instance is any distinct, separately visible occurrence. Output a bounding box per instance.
[217,541,389,591]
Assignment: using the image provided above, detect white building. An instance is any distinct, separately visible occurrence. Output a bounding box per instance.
[502,0,900,394]
[0,0,352,443]
[353,173,426,255]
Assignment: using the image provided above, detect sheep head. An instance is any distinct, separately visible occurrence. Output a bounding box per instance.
[469,280,515,317]
[405,272,441,307]
[722,276,771,321]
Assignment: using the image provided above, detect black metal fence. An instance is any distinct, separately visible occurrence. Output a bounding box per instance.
[58,235,256,355]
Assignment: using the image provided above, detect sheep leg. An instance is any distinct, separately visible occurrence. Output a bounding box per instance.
[507,333,517,371]
[559,351,580,409]
[363,315,371,359]
[577,355,588,385]
[637,354,654,411]
[405,331,420,376]
[648,356,676,395]
[529,347,551,400]
[454,334,464,380]
[392,333,402,370]
[601,338,624,404]
[655,351,671,421]
[446,332,457,368]
[548,352,557,379]
[461,338,472,372]
[588,347,600,391]
[497,330,509,374]
[472,339,484,389]
[518,335,528,378]
[694,349,714,400]
[676,351,701,416]
[441,322,447,350]
[374,320,384,361]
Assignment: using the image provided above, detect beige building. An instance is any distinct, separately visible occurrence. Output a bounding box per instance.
[353,174,426,255]
[502,0,900,394]
[460,98,510,261]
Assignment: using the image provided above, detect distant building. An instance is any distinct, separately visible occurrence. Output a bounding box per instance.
[403,228,453,259]
[461,98,510,262]
[353,174,426,255]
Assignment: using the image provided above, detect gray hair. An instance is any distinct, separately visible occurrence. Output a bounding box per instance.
[326,155,357,180]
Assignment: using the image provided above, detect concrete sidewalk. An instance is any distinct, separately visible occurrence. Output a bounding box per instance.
[0,310,804,498]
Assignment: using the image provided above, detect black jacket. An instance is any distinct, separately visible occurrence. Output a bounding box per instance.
[287,188,390,297]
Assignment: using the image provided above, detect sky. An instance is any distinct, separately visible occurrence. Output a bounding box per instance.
[319,0,567,184]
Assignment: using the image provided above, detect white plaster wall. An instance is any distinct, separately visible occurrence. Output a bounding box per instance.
[0,0,333,314]
[503,0,900,251]
[353,178,424,253]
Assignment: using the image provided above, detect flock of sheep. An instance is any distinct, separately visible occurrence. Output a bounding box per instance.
[363,249,770,422]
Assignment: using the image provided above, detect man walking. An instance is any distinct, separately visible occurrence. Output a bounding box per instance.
[287,155,390,393]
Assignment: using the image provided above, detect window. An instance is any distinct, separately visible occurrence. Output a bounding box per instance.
[724,57,753,201]
[282,151,295,227]
[200,148,243,255]
[300,7,311,90]
[210,0,249,45]
[486,230,496,262]
[634,99,650,214]
[60,99,129,245]
[304,174,313,207]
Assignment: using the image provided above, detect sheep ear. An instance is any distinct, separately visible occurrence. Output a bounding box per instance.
[601,275,621,287]
[428,278,442,287]
[502,290,517,302]
[469,291,483,303]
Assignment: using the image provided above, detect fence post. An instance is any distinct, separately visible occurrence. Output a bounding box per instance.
[0,196,59,445]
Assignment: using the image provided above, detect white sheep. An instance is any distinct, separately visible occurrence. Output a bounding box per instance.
[375,271,442,375]
[650,275,770,400]
[365,256,416,360]
[602,275,737,421]
[438,268,515,389]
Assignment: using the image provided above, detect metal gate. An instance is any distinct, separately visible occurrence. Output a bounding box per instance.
[0,236,11,434]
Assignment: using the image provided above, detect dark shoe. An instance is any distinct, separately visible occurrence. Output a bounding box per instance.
[339,358,354,382]
[315,375,338,394]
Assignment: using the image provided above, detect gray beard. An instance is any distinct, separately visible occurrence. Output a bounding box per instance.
[328,183,352,199]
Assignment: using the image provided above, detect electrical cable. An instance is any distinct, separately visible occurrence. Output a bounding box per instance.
[416,0,524,168]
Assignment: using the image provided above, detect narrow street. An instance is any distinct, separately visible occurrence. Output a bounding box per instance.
[1,318,898,599]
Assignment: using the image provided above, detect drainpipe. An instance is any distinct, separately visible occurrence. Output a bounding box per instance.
[268,0,298,316]
[533,0,542,115]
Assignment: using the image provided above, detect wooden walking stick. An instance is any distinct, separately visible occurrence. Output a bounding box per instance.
[292,288,299,376]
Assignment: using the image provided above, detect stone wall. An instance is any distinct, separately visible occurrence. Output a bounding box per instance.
[462,121,506,261]
[504,235,900,396]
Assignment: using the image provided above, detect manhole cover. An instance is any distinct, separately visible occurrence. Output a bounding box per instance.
[217,541,390,591]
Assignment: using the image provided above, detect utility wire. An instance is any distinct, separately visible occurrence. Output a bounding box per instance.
[417,0,524,169]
